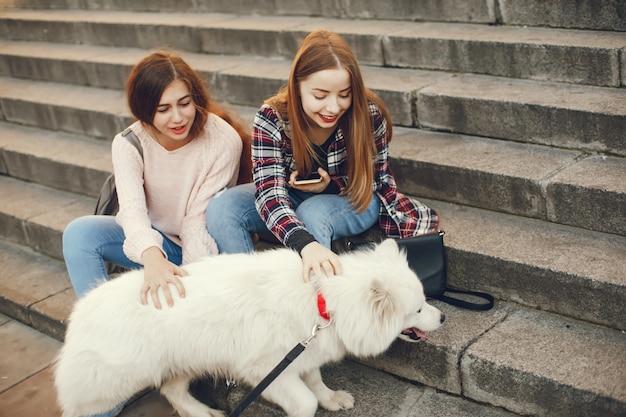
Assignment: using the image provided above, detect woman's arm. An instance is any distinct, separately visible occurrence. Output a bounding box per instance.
[180,117,243,264]
[112,130,165,263]
[112,129,187,308]
[253,106,343,281]
[252,105,311,246]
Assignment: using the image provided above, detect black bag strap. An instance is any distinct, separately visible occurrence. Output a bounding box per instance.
[122,127,143,159]
[436,287,494,311]
[94,128,143,216]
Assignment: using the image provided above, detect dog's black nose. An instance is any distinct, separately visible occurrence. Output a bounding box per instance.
[440,313,446,324]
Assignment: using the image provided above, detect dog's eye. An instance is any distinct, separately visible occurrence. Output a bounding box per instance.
[417,308,422,314]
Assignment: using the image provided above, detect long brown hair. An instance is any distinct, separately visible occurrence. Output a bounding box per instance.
[266,30,392,212]
[126,51,252,184]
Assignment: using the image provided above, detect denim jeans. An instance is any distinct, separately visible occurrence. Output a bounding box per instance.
[62,215,183,298]
[205,183,380,253]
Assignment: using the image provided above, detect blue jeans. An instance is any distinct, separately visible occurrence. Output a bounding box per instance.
[62,215,184,298]
[205,183,380,253]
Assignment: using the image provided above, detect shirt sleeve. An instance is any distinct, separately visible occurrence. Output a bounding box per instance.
[371,103,395,198]
[370,103,439,237]
[112,132,164,264]
[252,105,313,249]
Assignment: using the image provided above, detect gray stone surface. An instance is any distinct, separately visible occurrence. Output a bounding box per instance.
[0,240,71,334]
[0,76,130,139]
[546,155,626,236]
[0,122,111,196]
[434,199,626,331]
[0,176,93,259]
[2,9,624,88]
[389,128,626,237]
[224,361,522,417]
[418,74,626,156]
[384,23,625,86]
[499,0,626,31]
[389,128,581,219]
[462,309,626,417]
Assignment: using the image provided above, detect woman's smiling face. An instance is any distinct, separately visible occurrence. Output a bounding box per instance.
[299,67,352,141]
[151,79,197,150]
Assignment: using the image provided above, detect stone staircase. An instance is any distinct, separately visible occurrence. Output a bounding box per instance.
[0,1,625,416]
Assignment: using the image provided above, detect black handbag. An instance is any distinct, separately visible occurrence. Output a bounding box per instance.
[333,229,494,310]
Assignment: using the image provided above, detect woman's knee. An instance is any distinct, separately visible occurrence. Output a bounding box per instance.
[63,216,97,253]
[63,216,121,259]
[206,185,255,229]
[296,194,379,242]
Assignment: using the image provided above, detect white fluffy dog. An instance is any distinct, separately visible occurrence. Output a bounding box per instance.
[55,239,444,417]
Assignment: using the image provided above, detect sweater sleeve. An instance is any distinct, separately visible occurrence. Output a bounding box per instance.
[112,130,164,264]
[180,117,242,264]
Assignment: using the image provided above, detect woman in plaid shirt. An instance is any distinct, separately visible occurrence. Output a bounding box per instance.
[207,30,438,281]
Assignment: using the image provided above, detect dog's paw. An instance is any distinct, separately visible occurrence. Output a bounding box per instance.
[320,390,355,411]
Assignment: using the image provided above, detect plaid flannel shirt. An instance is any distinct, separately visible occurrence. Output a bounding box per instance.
[252,102,438,246]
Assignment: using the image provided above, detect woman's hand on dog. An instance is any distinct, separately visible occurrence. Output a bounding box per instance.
[141,247,187,309]
[300,242,342,282]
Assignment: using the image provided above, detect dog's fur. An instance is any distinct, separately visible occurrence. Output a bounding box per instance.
[55,239,444,417]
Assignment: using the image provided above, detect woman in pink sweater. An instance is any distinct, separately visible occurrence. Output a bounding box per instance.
[63,51,250,312]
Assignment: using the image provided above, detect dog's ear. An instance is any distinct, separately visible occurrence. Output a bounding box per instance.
[369,279,396,319]
[375,239,400,257]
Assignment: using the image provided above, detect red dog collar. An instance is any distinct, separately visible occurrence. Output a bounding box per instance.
[317,292,330,321]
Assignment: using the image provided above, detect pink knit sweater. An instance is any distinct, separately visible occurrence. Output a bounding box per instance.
[112,114,242,265]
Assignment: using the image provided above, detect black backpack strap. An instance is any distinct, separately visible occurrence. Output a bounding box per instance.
[436,287,494,311]
[122,127,143,159]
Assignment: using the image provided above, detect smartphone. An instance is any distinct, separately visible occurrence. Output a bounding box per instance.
[293,173,323,185]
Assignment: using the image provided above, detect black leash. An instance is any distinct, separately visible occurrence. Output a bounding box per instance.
[228,322,331,417]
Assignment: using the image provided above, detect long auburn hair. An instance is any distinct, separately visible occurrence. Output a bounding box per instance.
[266,30,392,213]
[126,51,252,184]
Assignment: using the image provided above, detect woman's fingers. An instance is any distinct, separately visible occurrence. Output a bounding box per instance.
[171,274,186,299]
[149,285,163,310]
[301,242,342,281]
[142,271,186,309]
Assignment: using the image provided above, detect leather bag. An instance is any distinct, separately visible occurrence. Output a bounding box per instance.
[333,229,494,310]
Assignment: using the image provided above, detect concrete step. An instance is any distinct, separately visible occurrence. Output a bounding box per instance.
[5,0,625,31]
[0,122,111,197]
[1,40,625,154]
[0,175,92,262]
[223,361,523,417]
[0,312,524,417]
[0,240,73,341]
[1,9,624,87]
[2,84,625,237]
[0,174,623,332]
[0,76,129,140]
[0,42,446,129]
[0,235,624,417]
[390,127,626,237]
[417,74,626,157]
